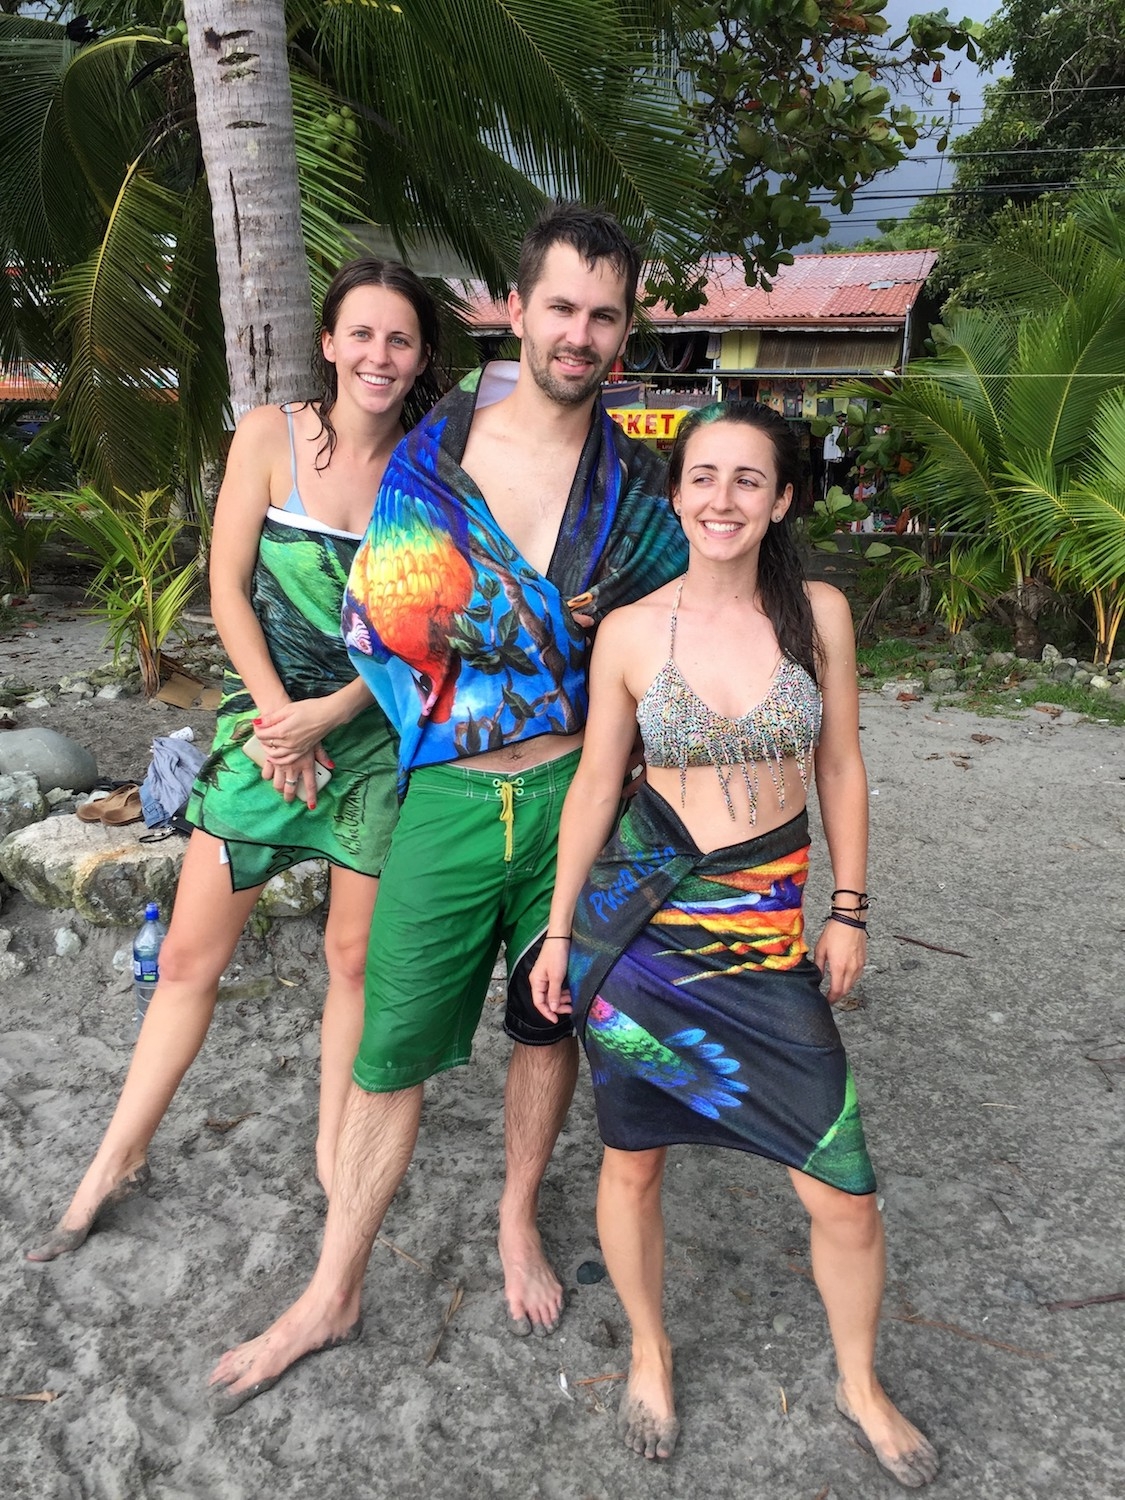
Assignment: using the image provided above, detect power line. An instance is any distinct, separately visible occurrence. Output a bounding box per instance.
[955,83,1125,95]
[943,145,1125,159]
[812,182,1122,203]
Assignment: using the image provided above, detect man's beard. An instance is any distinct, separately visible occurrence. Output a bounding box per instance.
[525,337,612,406]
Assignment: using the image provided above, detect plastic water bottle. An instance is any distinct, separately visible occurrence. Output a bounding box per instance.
[132,902,166,1031]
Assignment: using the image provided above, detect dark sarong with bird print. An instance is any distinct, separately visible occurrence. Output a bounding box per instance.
[570,785,876,1195]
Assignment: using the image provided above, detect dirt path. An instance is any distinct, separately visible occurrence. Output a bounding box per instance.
[1,604,1123,1499]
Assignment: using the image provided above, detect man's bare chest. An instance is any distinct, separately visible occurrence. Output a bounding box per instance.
[463,450,574,577]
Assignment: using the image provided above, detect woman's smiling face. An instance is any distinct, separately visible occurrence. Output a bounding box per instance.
[672,419,793,563]
[321,284,429,417]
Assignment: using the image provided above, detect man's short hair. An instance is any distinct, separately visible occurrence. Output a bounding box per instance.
[517,202,642,322]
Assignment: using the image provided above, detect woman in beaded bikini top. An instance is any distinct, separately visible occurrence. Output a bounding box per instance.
[529,403,939,1486]
[635,573,823,822]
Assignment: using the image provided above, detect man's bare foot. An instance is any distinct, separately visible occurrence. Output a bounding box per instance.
[25,1162,151,1263]
[498,1216,563,1335]
[835,1375,939,1488]
[208,1292,362,1417]
[618,1342,679,1461]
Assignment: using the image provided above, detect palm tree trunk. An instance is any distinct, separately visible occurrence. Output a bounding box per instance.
[183,0,315,420]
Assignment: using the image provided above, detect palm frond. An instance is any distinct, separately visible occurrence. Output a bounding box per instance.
[296,0,708,286]
[898,310,1013,457]
[1004,296,1125,467]
[0,30,93,274]
[54,161,187,496]
[962,199,1121,310]
[868,379,1005,536]
[1056,392,1125,587]
[165,177,230,519]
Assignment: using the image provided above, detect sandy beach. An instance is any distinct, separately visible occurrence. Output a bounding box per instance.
[1,607,1123,1499]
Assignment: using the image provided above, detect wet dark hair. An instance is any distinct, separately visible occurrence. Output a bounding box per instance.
[308,257,442,468]
[668,400,820,682]
[517,202,642,322]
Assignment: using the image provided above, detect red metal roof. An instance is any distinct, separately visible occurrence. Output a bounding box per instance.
[0,365,59,402]
[463,249,937,331]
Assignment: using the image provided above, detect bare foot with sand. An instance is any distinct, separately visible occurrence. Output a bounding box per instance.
[208,1290,362,1417]
[498,1215,563,1335]
[618,1342,680,1461]
[25,1160,151,1262]
[835,1375,939,1488]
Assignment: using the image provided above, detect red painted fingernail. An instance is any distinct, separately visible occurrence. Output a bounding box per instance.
[326,759,335,768]
[252,717,263,725]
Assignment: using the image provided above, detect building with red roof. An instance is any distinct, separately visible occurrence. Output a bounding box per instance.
[463,248,937,425]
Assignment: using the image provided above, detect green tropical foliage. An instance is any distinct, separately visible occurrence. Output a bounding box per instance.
[0,1,990,513]
[41,486,200,694]
[678,1,982,289]
[945,0,1125,244]
[842,197,1125,662]
[0,1,715,507]
[0,405,75,591]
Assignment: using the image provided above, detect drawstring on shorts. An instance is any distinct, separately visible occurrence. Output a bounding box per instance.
[493,777,524,861]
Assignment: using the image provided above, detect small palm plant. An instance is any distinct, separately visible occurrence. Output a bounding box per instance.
[0,491,55,595]
[841,196,1125,656]
[0,408,73,592]
[42,486,199,695]
[1004,394,1125,665]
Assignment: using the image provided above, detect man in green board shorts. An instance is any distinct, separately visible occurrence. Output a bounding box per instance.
[210,204,688,1410]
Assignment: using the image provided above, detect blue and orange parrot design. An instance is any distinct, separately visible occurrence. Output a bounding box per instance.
[344,487,474,725]
[585,995,749,1120]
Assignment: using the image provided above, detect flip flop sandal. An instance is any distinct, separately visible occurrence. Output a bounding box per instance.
[101,787,143,825]
[77,784,140,823]
[76,792,113,822]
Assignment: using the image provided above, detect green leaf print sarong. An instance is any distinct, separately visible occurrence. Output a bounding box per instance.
[186,511,399,891]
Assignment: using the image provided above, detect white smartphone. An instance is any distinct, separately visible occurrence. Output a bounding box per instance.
[241,730,332,791]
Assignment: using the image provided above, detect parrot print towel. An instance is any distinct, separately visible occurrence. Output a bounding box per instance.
[342,364,687,791]
[571,785,876,1195]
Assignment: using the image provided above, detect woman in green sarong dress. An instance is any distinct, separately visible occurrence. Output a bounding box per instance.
[27,260,440,1260]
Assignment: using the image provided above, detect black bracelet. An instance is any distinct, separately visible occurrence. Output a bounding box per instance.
[542,934,572,941]
[832,889,871,910]
[828,912,868,931]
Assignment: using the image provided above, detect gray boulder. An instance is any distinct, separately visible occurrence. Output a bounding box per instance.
[0,816,177,921]
[0,816,329,927]
[0,927,27,979]
[0,727,98,792]
[0,771,48,839]
[256,859,328,918]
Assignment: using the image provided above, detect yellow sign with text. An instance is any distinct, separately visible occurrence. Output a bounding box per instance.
[606,408,689,442]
